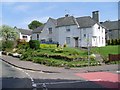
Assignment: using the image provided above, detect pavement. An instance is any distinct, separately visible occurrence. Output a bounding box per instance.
[0,55,119,74]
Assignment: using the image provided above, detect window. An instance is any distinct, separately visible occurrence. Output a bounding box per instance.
[92,36,96,41]
[41,39,45,42]
[98,26,100,29]
[22,36,27,38]
[48,27,52,34]
[66,26,70,32]
[99,36,100,43]
[66,37,70,44]
[84,34,86,38]
[102,29,103,33]
[83,28,86,30]
[102,37,104,44]
[37,34,39,40]
[48,38,52,42]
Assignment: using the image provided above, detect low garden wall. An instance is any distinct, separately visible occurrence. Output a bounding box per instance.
[109,54,120,61]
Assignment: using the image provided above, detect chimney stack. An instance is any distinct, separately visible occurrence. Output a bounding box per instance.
[65,14,69,17]
[92,11,99,22]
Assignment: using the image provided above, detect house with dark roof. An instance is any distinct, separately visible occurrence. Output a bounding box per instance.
[101,20,120,40]
[18,28,32,42]
[32,11,106,47]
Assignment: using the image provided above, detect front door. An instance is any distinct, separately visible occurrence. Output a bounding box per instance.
[74,37,78,47]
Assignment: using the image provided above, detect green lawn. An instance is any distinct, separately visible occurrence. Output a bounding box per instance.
[16,44,120,67]
[91,45,119,57]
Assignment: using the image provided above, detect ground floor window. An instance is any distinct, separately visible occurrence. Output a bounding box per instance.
[22,35,27,38]
[37,34,39,40]
[66,37,70,44]
[48,38,52,42]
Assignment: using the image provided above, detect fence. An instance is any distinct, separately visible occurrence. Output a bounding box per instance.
[109,54,120,61]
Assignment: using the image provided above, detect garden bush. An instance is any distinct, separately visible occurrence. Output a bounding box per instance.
[89,54,96,60]
[29,40,40,49]
[40,44,56,48]
[107,39,120,45]
[2,40,15,51]
[53,48,63,53]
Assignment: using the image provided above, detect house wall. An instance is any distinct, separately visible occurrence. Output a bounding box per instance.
[57,25,79,47]
[106,29,120,40]
[79,27,92,47]
[39,18,58,42]
[31,20,106,47]
[92,23,105,47]
[19,33,31,42]
[32,33,40,40]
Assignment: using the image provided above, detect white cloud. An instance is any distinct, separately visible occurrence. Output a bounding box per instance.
[14,5,30,12]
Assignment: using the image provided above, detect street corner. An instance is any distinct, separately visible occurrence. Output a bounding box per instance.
[75,72,120,88]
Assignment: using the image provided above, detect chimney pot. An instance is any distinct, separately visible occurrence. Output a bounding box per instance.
[92,11,99,22]
[65,14,69,17]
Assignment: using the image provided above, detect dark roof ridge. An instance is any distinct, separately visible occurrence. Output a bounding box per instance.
[18,28,32,31]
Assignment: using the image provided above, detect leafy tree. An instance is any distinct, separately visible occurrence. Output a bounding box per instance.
[28,20,43,30]
[0,25,19,41]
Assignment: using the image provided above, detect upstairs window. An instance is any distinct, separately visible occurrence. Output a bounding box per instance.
[48,27,52,34]
[83,34,86,38]
[98,26,100,29]
[66,26,70,32]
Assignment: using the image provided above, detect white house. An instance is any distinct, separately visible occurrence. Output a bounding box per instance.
[18,28,32,42]
[32,11,106,47]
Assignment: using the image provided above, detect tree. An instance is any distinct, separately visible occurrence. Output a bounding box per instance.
[28,20,43,30]
[0,25,19,41]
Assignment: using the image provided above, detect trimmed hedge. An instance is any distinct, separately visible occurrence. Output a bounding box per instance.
[107,39,120,45]
[29,40,40,49]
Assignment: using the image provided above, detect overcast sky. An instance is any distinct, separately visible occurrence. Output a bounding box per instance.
[1,2,118,29]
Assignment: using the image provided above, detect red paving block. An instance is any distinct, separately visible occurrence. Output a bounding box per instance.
[75,72,120,88]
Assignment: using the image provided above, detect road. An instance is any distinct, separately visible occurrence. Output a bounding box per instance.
[1,60,104,90]
[1,60,32,89]
[1,59,119,90]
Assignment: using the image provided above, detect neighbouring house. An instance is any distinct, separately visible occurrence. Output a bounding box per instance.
[17,28,32,42]
[32,11,106,47]
[101,20,120,40]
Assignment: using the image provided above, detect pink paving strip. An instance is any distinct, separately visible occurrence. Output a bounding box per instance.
[75,72,120,88]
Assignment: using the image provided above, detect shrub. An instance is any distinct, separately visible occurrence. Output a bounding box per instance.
[29,40,40,49]
[107,40,110,45]
[17,43,29,49]
[40,44,56,48]
[17,39,27,45]
[89,54,96,60]
[2,40,14,51]
[54,48,63,53]
[0,41,2,51]
[63,43,67,47]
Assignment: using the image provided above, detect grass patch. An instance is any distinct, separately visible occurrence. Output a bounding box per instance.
[91,45,119,57]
